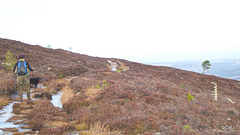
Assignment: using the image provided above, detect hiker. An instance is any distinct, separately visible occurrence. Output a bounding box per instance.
[13,54,33,101]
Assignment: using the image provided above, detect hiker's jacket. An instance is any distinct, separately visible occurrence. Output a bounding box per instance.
[13,59,33,75]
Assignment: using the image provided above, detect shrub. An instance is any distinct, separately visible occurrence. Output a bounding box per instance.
[116,67,124,73]
[2,50,17,70]
[30,117,45,131]
[184,125,190,130]
[96,80,110,89]
[28,100,64,131]
[63,95,90,114]
[184,125,195,133]
[187,93,194,101]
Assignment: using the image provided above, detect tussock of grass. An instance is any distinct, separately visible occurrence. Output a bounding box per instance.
[82,122,120,135]
[61,85,74,104]
[85,88,101,101]
[47,121,68,128]
[47,78,68,93]
[75,123,88,130]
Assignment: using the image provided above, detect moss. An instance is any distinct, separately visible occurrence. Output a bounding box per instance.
[58,74,64,78]
[190,129,195,132]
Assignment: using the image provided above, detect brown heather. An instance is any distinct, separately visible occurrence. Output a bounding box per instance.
[0,38,240,134]
[0,96,10,109]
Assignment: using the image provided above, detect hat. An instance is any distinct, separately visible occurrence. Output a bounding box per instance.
[19,54,25,59]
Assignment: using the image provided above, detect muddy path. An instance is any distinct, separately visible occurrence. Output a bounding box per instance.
[0,84,63,135]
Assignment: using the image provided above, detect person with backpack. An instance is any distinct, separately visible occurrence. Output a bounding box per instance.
[13,54,33,101]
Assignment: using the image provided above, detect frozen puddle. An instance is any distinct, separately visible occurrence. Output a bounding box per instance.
[0,87,63,134]
[0,102,30,135]
[51,92,63,109]
[0,91,32,134]
[0,90,33,134]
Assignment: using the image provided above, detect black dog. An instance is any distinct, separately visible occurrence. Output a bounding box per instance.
[30,77,42,88]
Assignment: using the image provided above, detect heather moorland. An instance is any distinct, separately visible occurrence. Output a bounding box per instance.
[0,38,239,135]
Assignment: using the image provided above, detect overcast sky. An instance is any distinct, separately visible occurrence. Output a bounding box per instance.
[0,0,240,62]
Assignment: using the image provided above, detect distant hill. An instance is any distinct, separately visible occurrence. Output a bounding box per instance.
[0,38,240,134]
[146,60,240,81]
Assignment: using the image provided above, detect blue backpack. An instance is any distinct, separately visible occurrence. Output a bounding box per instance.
[18,61,28,75]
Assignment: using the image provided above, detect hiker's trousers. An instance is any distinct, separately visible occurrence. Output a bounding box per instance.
[17,75,30,101]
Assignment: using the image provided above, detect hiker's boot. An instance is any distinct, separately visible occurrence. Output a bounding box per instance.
[27,91,31,100]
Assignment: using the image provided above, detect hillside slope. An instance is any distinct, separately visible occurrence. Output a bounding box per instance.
[0,38,240,134]
[0,38,108,95]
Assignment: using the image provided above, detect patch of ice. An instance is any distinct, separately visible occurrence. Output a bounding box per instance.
[51,92,63,109]
[0,102,31,134]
